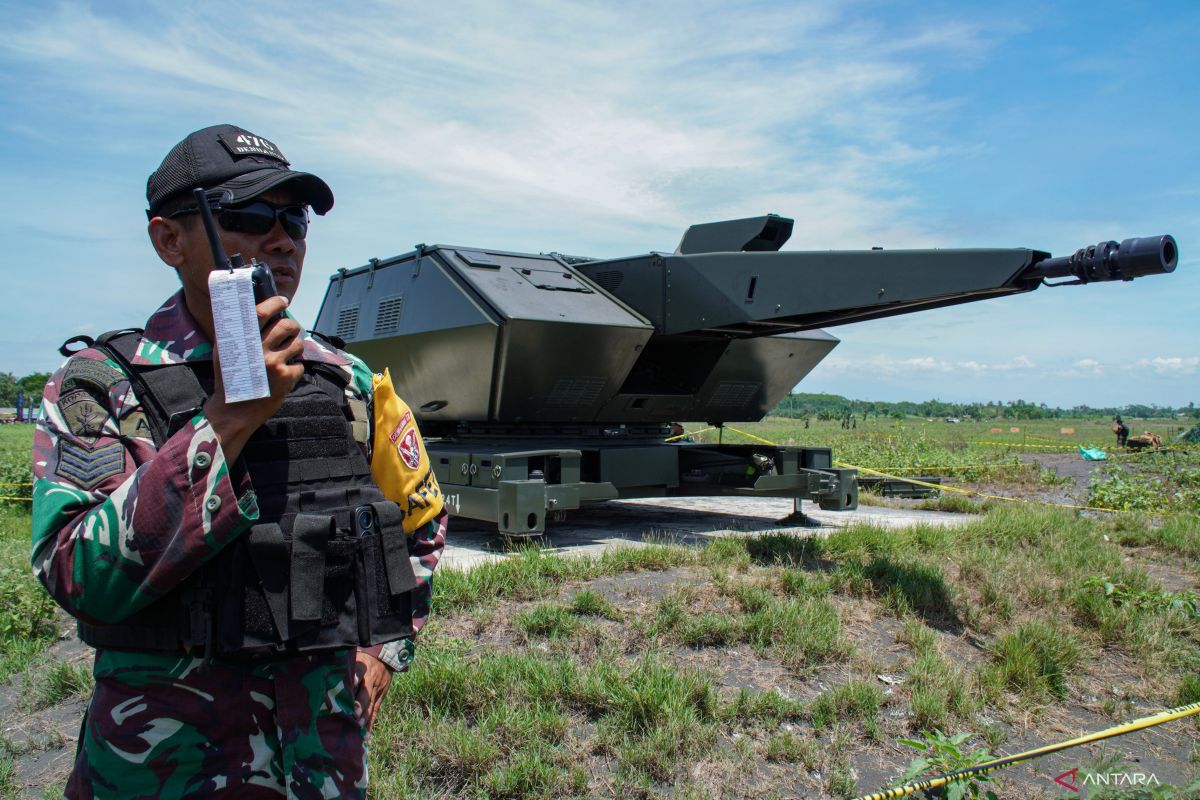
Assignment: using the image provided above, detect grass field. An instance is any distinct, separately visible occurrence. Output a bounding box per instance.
[2,419,1199,798]
[0,425,59,688]
[369,506,1200,798]
[688,415,1200,517]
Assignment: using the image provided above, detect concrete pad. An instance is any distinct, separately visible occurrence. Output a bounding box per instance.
[441,497,972,572]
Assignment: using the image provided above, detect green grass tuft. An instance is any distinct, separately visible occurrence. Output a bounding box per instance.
[744,596,847,672]
[678,612,742,648]
[778,567,832,598]
[915,494,989,514]
[765,730,818,766]
[565,589,622,621]
[515,604,578,639]
[1177,674,1200,707]
[34,660,93,709]
[810,681,884,730]
[897,617,938,655]
[981,621,1082,702]
[905,650,973,731]
[722,688,805,724]
[864,557,955,621]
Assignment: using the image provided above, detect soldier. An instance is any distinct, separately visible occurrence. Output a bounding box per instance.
[1113,415,1130,447]
[31,124,447,799]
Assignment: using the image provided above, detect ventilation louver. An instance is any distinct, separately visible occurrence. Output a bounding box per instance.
[546,377,607,407]
[374,295,404,336]
[592,270,624,293]
[336,305,360,340]
[708,381,759,407]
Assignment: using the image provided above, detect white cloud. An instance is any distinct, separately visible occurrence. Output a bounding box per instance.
[1126,356,1200,376]
[818,353,1039,377]
[0,1,995,244]
[1068,358,1105,377]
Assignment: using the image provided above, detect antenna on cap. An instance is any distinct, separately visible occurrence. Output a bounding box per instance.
[192,188,244,270]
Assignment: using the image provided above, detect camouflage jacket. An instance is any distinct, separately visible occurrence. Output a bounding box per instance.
[31,290,446,667]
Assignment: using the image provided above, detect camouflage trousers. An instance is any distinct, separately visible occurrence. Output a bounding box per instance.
[66,648,367,799]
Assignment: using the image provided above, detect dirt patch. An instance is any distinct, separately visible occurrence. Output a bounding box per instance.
[1136,556,1199,594]
[1021,452,1104,503]
[1,628,91,798]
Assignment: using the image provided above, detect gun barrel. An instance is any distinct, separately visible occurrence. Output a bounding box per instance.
[1024,235,1177,283]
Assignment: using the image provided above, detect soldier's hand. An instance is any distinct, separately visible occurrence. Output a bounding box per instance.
[352,650,392,732]
[205,296,305,464]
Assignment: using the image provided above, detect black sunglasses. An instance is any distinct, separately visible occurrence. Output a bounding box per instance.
[170,200,310,240]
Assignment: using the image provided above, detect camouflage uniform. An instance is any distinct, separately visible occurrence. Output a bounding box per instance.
[32,290,447,799]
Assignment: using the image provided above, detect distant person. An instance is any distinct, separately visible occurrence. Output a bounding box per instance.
[15,389,24,423]
[1112,416,1130,447]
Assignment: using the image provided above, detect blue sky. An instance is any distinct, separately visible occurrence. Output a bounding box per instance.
[1,0,1196,408]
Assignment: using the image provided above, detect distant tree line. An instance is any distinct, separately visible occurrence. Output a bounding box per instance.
[772,393,1198,421]
[5,369,1195,422]
[0,372,51,407]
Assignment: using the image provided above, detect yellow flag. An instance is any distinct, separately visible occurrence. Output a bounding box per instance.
[371,368,443,533]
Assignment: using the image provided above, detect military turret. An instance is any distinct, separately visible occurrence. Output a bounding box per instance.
[314,214,1178,535]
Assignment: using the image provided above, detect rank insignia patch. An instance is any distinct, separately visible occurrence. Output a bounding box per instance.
[56,440,125,491]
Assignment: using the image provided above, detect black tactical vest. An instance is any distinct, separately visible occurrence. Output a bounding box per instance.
[71,329,418,660]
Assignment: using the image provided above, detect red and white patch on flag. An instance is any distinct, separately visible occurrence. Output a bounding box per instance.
[397,428,422,470]
[388,410,413,443]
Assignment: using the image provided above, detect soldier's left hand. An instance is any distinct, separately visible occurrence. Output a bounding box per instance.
[352,650,392,732]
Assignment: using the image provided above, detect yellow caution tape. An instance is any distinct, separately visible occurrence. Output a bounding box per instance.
[0,496,32,502]
[838,461,1122,514]
[854,465,1024,473]
[723,425,778,446]
[0,483,32,487]
[852,702,1200,800]
[714,427,1058,508]
[973,441,1077,450]
[707,425,1143,515]
[670,425,1195,516]
[664,426,715,443]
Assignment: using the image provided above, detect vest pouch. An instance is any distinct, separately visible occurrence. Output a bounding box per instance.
[291,514,361,651]
[363,501,417,643]
[209,529,287,656]
[243,523,292,646]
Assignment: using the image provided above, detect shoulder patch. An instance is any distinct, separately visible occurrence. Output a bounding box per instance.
[119,411,153,440]
[397,428,422,470]
[61,358,125,395]
[59,389,111,444]
[55,440,125,491]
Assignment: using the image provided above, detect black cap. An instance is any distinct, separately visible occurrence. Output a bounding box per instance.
[146,124,334,218]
